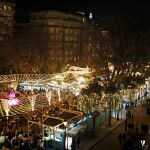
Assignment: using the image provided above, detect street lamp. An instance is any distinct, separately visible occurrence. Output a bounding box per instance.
[63,120,68,150]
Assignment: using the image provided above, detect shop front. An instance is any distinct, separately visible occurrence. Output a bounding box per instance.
[43,122,87,150]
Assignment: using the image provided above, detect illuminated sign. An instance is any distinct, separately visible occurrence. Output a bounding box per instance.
[8,92,19,106]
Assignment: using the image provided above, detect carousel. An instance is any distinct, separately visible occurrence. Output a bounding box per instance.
[0,66,93,149]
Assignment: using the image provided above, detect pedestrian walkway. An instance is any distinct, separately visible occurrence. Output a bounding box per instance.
[80,118,125,150]
[80,102,150,150]
[82,103,150,150]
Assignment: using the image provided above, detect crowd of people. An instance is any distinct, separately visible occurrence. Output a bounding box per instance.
[0,125,48,150]
[119,119,149,150]
[0,125,28,150]
[0,92,76,150]
[118,97,150,150]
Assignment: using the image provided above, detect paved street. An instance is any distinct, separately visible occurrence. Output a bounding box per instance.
[89,104,150,150]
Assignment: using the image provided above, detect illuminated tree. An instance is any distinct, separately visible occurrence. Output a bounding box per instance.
[88,8,150,86]
[81,79,104,95]
[77,93,103,137]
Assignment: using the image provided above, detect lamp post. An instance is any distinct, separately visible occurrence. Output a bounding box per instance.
[63,121,67,150]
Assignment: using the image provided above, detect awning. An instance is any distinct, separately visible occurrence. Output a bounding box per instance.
[67,124,87,136]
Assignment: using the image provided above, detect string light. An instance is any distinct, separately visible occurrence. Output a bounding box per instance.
[0,66,93,117]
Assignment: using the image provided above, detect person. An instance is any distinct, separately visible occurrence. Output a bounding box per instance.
[131,111,134,119]
[76,134,80,149]
[147,108,150,115]
[142,102,144,108]
[135,122,139,133]
[125,120,128,131]
[118,133,123,145]
[131,122,134,132]
[141,123,144,134]
[71,137,76,150]
[39,139,44,150]
[135,100,137,107]
[144,91,148,98]
[123,133,126,144]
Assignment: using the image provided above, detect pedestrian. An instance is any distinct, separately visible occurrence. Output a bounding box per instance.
[131,122,134,132]
[71,137,76,150]
[118,133,123,145]
[128,110,131,119]
[135,122,139,133]
[131,111,134,119]
[135,100,137,107]
[148,108,150,115]
[141,123,144,134]
[123,133,126,144]
[125,120,128,131]
[39,139,44,150]
[76,134,80,149]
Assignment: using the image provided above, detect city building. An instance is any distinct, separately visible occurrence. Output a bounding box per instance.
[29,10,89,73]
[8,10,89,74]
[0,0,14,41]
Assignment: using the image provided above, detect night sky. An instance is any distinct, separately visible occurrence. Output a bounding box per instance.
[15,0,150,22]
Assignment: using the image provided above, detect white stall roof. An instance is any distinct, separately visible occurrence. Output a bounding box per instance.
[67,125,87,136]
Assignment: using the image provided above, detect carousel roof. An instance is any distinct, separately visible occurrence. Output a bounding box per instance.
[0,66,92,122]
[0,74,53,83]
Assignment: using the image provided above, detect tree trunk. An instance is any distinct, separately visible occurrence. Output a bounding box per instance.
[92,116,96,137]
[108,99,112,127]
[116,109,119,120]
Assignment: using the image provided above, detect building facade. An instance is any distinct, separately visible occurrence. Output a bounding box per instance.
[1,10,89,74]
[0,1,14,41]
[28,10,89,73]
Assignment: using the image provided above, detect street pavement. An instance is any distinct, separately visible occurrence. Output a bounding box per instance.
[80,117,125,150]
[45,112,126,150]
[38,103,150,150]
[81,104,150,150]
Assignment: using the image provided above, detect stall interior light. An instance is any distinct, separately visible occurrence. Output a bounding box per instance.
[77,116,87,125]
[63,121,67,127]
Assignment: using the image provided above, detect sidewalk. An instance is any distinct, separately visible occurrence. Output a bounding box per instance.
[80,102,145,150]
[80,117,125,150]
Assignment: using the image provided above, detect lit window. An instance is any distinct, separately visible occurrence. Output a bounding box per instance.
[70,36,73,41]
[65,58,68,62]
[8,6,11,10]
[55,28,58,34]
[65,51,68,55]
[3,5,6,10]
[73,44,77,48]
[65,36,68,41]
[70,51,73,55]
[65,29,68,34]
[50,28,54,34]
[56,35,59,40]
